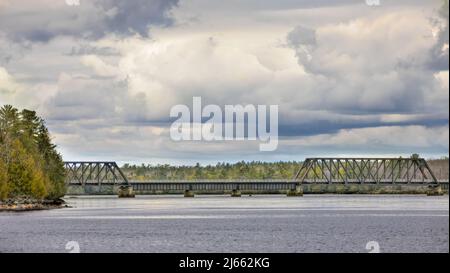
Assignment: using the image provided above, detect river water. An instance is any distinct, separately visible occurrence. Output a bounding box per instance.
[0,195,448,253]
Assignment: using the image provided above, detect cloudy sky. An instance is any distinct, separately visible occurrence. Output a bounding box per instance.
[0,0,448,165]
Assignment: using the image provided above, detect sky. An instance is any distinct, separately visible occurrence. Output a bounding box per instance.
[0,0,448,165]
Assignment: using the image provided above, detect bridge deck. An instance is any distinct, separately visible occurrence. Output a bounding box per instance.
[68,180,449,190]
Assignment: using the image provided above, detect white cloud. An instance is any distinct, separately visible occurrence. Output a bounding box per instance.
[287,125,449,149]
[0,0,448,163]
[0,66,22,105]
[81,55,118,77]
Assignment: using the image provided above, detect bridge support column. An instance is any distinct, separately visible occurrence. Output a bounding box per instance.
[231,189,241,197]
[184,189,195,197]
[118,185,135,198]
[427,184,444,196]
[287,184,303,197]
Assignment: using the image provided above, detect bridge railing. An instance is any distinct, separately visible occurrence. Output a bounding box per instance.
[127,179,444,184]
[128,179,291,183]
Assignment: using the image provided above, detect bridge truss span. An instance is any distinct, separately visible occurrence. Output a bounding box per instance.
[294,158,439,185]
[64,161,129,185]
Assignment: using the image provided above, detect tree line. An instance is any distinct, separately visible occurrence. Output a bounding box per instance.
[122,157,449,181]
[122,161,302,180]
[0,105,66,200]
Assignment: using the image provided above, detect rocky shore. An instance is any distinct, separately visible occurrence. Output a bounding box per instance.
[0,197,69,212]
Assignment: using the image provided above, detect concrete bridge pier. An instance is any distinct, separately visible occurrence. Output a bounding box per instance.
[231,189,242,197]
[118,185,135,198]
[184,189,195,197]
[427,184,444,196]
[287,184,303,197]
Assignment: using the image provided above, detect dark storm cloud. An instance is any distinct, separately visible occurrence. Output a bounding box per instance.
[278,117,450,137]
[428,0,449,71]
[286,25,316,47]
[0,33,31,64]
[0,0,179,43]
[98,0,178,37]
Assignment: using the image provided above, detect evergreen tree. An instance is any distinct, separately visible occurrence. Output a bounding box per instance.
[0,105,65,200]
[36,122,66,199]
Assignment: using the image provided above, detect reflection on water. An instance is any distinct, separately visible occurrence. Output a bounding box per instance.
[0,195,448,253]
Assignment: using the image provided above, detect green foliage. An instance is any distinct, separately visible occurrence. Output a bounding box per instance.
[122,161,302,181]
[122,158,450,181]
[0,105,66,200]
[0,158,8,200]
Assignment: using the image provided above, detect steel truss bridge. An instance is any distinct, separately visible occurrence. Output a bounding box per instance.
[64,158,447,193]
[64,162,129,185]
[294,158,439,184]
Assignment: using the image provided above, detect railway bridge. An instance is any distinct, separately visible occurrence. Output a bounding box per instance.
[64,158,447,197]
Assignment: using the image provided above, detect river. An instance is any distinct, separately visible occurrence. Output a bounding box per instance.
[0,195,448,253]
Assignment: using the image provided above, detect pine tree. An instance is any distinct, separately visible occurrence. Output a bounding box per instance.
[36,122,66,198]
[0,105,20,166]
[0,105,65,200]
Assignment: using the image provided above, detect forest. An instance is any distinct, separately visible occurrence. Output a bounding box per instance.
[122,161,302,181]
[121,158,449,181]
[0,105,66,201]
